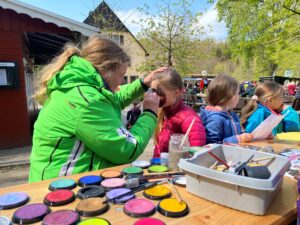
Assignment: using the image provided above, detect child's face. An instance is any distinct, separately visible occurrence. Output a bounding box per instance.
[266,94,284,112]
[227,90,239,110]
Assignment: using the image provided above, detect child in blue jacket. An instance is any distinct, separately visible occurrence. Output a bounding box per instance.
[200,74,253,144]
[241,81,300,135]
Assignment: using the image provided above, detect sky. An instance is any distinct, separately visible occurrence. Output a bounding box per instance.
[17,0,227,40]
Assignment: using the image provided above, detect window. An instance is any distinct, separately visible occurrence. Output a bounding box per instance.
[104,34,124,45]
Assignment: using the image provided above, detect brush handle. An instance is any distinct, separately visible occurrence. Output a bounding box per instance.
[179,117,195,150]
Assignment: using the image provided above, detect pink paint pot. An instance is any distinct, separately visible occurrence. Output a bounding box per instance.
[42,210,79,225]
[134,218,166,225]
[101,178,125,190]
[123,198,155,218]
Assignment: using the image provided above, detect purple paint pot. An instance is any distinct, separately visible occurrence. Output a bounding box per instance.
[42,210,79,225]
[0,192,29,209]
[12,203,50,224]
[106,188,135,204]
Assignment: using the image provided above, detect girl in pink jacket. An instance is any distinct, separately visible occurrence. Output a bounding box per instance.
[151,69,206,158]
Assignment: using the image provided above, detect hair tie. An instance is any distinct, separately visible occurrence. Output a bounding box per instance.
[251,95,258,101]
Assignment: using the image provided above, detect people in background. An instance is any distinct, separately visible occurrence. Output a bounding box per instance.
[200,74,253,144]
[241,81,300,136]
[126,101,142,129]
[29,35,165,182]
[292,82,300,111]
[288,80,296,96]
[151,69,206,158]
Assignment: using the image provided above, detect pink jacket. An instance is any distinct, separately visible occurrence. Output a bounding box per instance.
[153,100,206,157]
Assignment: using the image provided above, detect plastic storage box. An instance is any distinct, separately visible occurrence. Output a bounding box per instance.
[178,144,291,215]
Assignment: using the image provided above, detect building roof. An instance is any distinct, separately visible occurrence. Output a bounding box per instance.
[0,0,98,36]
[84,1,148,55]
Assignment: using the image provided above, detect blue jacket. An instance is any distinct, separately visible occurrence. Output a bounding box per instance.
[200,107,242,144]
[244,103,300,135]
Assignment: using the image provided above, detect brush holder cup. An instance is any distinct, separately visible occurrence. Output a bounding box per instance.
[168,134,190,171]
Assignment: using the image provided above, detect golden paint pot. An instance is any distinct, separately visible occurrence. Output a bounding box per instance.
[157,198,189,217]
[143,185,171,200]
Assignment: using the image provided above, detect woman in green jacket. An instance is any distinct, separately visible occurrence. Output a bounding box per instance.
[29,35,163,182]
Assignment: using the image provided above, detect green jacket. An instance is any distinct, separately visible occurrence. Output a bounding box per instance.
[29,56,157,182]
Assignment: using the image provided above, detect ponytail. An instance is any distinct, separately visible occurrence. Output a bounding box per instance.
[154,109,165,145]
[240,99,258,125]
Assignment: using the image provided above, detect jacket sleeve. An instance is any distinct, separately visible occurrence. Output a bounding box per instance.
[181,114,206,146]
[245,110,265,133]
[76,100,157,165]
[281,106,300,132]
[115,79,145,110]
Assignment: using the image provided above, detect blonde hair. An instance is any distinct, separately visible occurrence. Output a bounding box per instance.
[34,35,129,105]
[240,81,284,125]
[153,69,183,145]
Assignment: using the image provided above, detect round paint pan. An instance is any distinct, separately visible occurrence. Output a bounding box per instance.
[106,188,135,204]
[78,175,102,187]
[78,218,111,225]
[12,203,50,224]
[148,165,168,173]
[150,158,161,165]
[101,178,125,190]
[132,160,151,169]
[122,166,143,176]
[143,185,171,200]
[157,198,189,218]
[49,179,76,191]
[100,170,122,179]
[0,216,11,225]
[76,198,109,217]
[77,186,105,200]
[42,210,79,225]
[134,218,166,225]
[123,198,156,218]
[0,192,29,209]
[172,176,186,187]
[44,189,75,206]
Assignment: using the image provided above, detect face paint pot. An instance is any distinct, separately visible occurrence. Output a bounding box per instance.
[0,216,11,225]
[101,178,125,190]
[42,210,79,225]
[143,185,171,200]
[48,178,76,191]
[106,188,135,204]
[78,175,102,187]
[123,198,156,218]
[133,218,166,225]
[44,189,75,206]
[132,160,151,169]
[12,203,50,224]
[148,165,169,173]
[77,186,105,200]
[157,198,189,217]
[76,198,109,217]
[122,166,143,176]
[77,218,111,225]
[150,158,161,165]
[100,170,122,179]
[0,192,29,209]
[172,176,186,187]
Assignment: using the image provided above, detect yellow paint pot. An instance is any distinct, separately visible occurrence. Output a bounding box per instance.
[143,185,171,200]
[157,198,189,217]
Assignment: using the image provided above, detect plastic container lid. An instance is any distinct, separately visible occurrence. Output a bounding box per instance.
[101,178,125,190]
[12,203,50,224]
[78,175,102,187]
[76,198,109,217]
[0,216,11,225]
[122,166,143,175]
[172,176,186,187]
[106,188,135,204]
[133,218,166,225]
[132,160,151,169]
[44,189,75,206]
[148,165,168,173]
[77,218,111,225]
[123,198,156,218]
[150,158,161,165]
[100,170,122,179]
[49,179,76,191]
[157,198,189,217]
[0,192,29,209]
[143,185,171,200]
[77,186,105,200]
[42,210,79,225]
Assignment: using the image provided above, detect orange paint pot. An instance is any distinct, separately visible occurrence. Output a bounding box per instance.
[100,170,122,179]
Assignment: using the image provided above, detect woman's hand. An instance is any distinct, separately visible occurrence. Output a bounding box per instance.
[143,91,160,115]
[239,133,253,143]
[143,67,169,87]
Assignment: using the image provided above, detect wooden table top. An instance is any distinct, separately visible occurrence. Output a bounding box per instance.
[244,139,300,153]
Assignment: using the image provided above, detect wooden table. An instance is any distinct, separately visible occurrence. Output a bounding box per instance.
[244,139,300,153]
[0,162,298,225]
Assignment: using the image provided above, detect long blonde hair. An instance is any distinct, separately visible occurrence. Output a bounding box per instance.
[153,69,183,145]
[240,81,284,125]
[34,35,129,105]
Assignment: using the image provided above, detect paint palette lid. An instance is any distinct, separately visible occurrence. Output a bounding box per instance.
[49,179,76,191]
[122,166,143,175]
[0,192,29,209]
[148,165,169,173]
[44,189,75,206]
[123,198,156,218]
[42,210,79,225]
[101,178,125,190]
[12,203,50,224]
[134,218,166,225]
[132,160,151,169]
[150,158,161,165]
[78,218,111,225]
[77,186,105,199]
[106,188,135,204]
[100,170,122,179]
[172,176,186,187]
[78,175,102,187]
[143,185,171,200]
[0,216,11,225]
[157,198,189,218]
[76,198,109,217]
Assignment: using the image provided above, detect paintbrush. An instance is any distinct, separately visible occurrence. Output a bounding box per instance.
[208,151,230,169]
[179,117,195,150]
[168,178,183,203]
[251,156,275,163]
[142,171,185,179]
